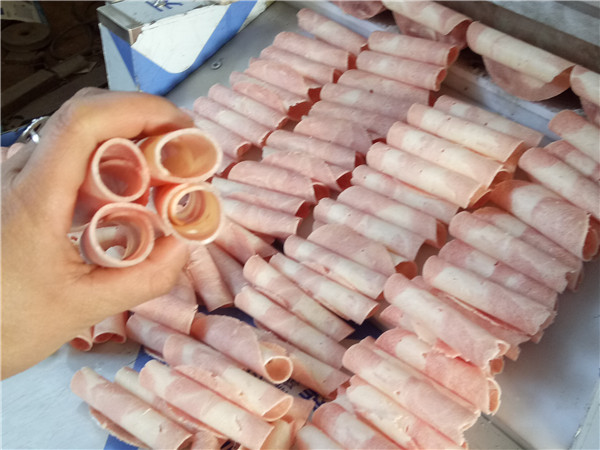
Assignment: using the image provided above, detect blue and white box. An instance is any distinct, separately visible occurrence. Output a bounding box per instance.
[98,0,270,96]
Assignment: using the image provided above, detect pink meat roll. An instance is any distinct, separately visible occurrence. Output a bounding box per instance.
[139,360,282,450]
[246,58,321,101]
[73,138,150,227]
[190,312,293,384]
[206,243,247,297]
[191,115,252,160]
[332,0,385,19]
[261,147,351,192]
[342,338,478,445]
[407,103,526,164]
[314,197,427,260]
[234,286,346,369]
[294,424,344,450]
[259,46,340,85]
[273,31,352,71]
[489,180,599,261]
[351,165,459,224]
[449,210,574,293]
[297,8,367,55]
[284,234,388,299]
[193,97,271,147]
[266,129,362,170]
[366,142,488,209]
[186,241,233,311]
[319,82,413,119]
[544,140,600,182]
[347,377,463,450]
[131,272,197,334]
[269,253,378,325]
[338,69,431,105]
[311,402,398,449]
[213,217,277,264]
[375,328,500,414]
[163,334,293,421]
[570,65,600,126]
[211,176,309,217]
[383,273,509,368]
[207,84,288,129]
[384,0,471,49]
[519,147,600,219]
[423,256,555,336]
[243,255,354,341]
[71,328,94,352]
[439,239,558,308]
[228,160,328,204]
[368,30,459,67]
[71,367,193,449]
[294,115,372,155]
[548,109,600,163]
[356,50,447,91]
[92,312,128,344]
[466,22,574,101]
[433,95,544,148]
[337,185,445,247]
[229,71,312,121]
[387,121,509,187]
[153,181,222,243]
[126,313,181,356]
[221,197,301,240]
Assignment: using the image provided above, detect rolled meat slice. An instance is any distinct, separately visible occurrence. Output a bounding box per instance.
[356,50,447,91]
[439,239,558,308]
[314,197,427,260]
[193,97,271,147]
[186,241,233,311]
[311,402,398,449]
[243,254,354,341]
[273,31,352,71]
[153,181,222,243]
[284,234,388,299]
[548,110,600,163]
[489,180,599,261]
[337,185,445,247]
[229,71,312,121]
[207,84,288,129]
[319,82,413,119]
[308,100,397,139]
[449,210,574,292]
[206,243,247,297]
[338,69,431,105]
[383,273,509,368]
[375,328,500,414]
[213,217,277,264]
[407,103,526,164]
[351,165,459,224]
[191,115,252,160]
[423,255,554,336]
[466,22,574,101]
[126,313,181,355]
[163,334,293,421]
[71,328,93,352]
[92,312,128,344]
[266,129,361,170]
[246,58,321,101]
[259,46,340,85]
[570,65,600,126]
[71,367,192,449]
[294,115,371,155]
[294,424,344,450]
[73,138,150,227]
[190,312,293,384]
[368,30,459,67]
[544,140,600,182]
[332,0,385,19]
[383,0,471,48]
[366,142,487,209]
[342,338,478,445]
[234,285,346,369]
[269,253,378,325]
[139,128,221,185]
[139,360,280,450]
[519,147,600,219]
[387,121,508,187]
[433,95,544,148]
[297,8,367,56]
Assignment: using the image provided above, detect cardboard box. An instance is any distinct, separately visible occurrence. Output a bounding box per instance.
[97,0,269,95]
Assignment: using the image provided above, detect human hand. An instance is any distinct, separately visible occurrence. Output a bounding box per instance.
[1,88,193,379]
